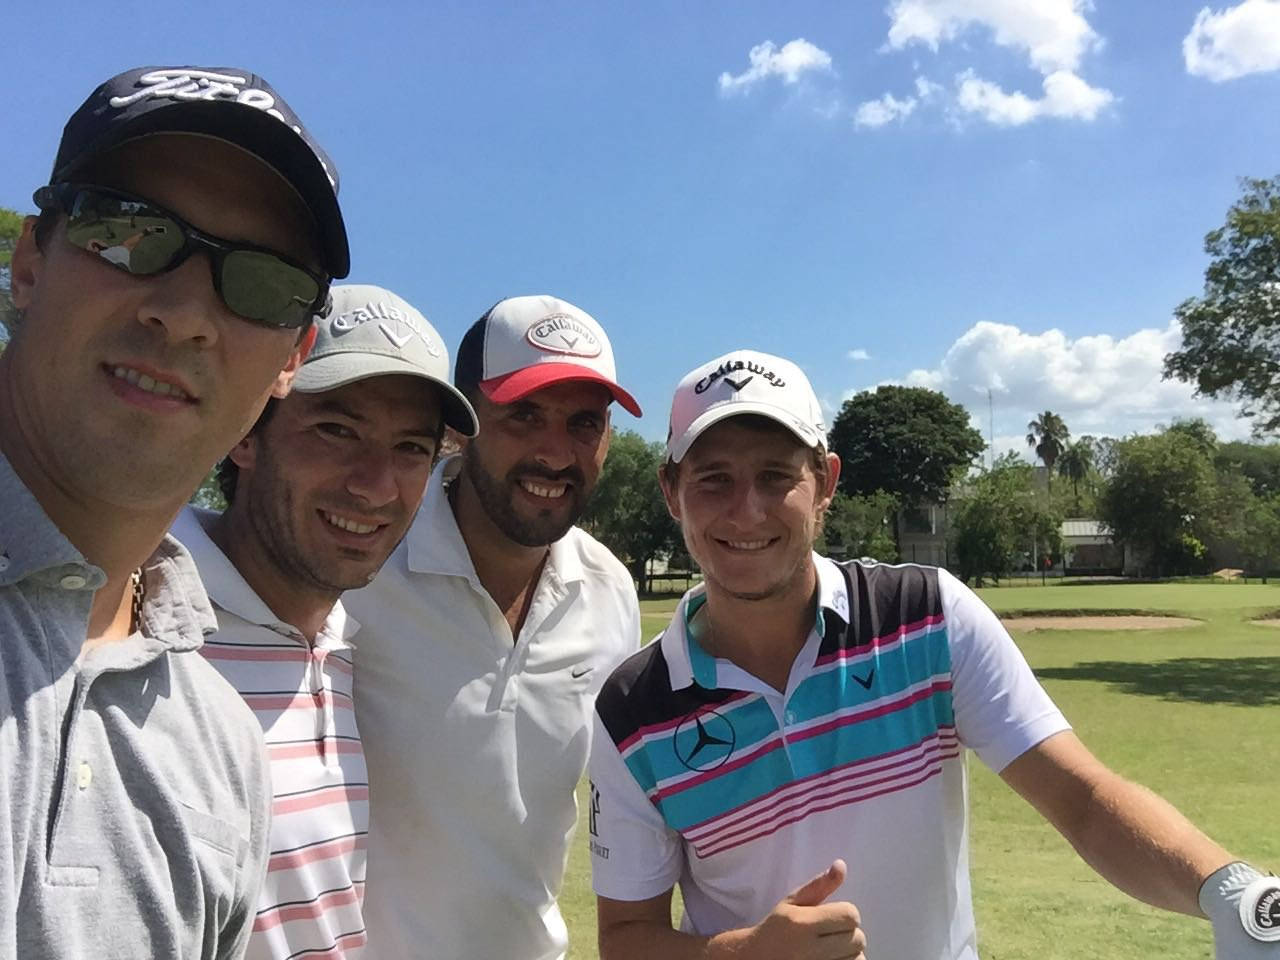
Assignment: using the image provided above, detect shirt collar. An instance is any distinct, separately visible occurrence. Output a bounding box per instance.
[660,553,849,691]
[172,506,358,646]
[814,553,852,626]
[0,452,217,657]
[137,534,220,654]
[406,457,480,580]
[0,450,100,589]
[406,455,585,587]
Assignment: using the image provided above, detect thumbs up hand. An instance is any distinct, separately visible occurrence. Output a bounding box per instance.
[739,860,868,960]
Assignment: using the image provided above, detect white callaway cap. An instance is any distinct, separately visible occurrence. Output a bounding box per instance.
[454,294,641,416]
[292,283,479,436]
[666,349,826,463]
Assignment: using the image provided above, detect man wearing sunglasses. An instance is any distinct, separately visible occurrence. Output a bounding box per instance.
[0,66,349,958]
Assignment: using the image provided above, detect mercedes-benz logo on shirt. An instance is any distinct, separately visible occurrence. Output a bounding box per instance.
[674,708,736,771]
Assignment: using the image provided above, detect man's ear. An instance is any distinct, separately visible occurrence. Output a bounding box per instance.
[817,452,841,512]
[227,430,259,472]
[658,462,682,524]
[10,217,45,312]
[270,323,318,399]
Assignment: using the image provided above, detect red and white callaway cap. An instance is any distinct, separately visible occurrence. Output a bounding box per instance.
[455,295,641,416]
[666,350,826,463]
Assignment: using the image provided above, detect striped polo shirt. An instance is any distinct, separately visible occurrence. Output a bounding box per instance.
[174,507,369,960]
[589,556,1068,960]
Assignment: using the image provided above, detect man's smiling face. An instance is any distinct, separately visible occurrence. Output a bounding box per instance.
[229,374,442,594]
[662,416,838,603]
[461,380,612,547]
[6,133,320,510]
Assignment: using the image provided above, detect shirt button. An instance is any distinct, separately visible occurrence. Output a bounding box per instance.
[784,710,796,724]
[77,761,93,790]
[60,574,88,590]
[0,556,9,572]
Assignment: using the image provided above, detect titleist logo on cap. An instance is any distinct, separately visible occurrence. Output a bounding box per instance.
[105,69,337,187]
[109,69,295,127]
[526,313,602,358]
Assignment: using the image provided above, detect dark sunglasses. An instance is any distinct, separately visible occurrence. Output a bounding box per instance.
[33,183,330,330]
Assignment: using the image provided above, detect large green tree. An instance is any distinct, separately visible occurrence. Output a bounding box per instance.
[815,491,898,562]
[828,386,984,549]
[1204,463,1256,569]
[1241,492,1280,581]
[1026,410,1069,483]
[1164,417,1218,457]
[1056,440,1094,510]
[1215,439,1280,497]
[1098,429,1217,576]
[1077,434,1118,478]
[950,453,1062,587]
[1164,175,1280,432]
[579,429,679,590]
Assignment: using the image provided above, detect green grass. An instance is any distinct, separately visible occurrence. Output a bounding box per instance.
[560,581,1280,959]
[976,579,1280,614]
[639,597,676,640]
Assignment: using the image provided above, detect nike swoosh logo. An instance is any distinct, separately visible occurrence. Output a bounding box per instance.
[571,665,592,679]
[851,668,875,690]
[380,323,413,348]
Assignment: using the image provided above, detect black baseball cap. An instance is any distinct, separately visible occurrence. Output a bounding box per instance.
[47,65,350,278]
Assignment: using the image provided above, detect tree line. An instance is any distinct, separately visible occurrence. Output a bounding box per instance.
[581,405,1280,591]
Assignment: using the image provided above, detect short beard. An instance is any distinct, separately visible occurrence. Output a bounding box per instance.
[693,532,815,604]
[462,452,589,547]
[243,445,372,595]
[707,567,805,603]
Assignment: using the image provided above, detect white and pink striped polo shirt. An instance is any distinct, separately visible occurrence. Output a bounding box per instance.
[174,507,369,960]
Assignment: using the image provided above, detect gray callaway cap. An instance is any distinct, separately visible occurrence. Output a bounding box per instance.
[293,284,478,436]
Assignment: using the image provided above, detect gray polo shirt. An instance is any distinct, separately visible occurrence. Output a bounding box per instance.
[0,454,272,959]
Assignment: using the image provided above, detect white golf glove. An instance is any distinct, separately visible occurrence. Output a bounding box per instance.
[1199,862,1280,957]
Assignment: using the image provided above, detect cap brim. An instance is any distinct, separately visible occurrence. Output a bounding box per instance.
[293,353,479,437]
[56,102,349,278]
[481,362,642,417]
[667,402,823,463]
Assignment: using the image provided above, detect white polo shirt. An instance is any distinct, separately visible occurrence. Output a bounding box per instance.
[344,456,641,960]
[173,507,369,960]
[589,557,1069,960]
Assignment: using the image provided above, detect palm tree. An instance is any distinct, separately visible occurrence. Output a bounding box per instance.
[1026,411,1070,487]
[1057,441,1094,509]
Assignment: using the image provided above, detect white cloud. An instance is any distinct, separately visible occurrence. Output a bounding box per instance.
[956,67,1114,125]
[886,0,1101,72]
[854,75,943,130]
[955,72,1039,125]
[719,39,834,94]
[880,0,1114,126]
[1184,0,1280,82]
[854,319,1249,447]
[854,92,919,128]
[848,348,872,360]
[915,75,946,99]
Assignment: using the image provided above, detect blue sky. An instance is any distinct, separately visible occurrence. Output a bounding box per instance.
[6,0,1280,457]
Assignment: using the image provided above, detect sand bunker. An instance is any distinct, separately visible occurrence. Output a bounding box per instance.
[1250,619,1280,628]
[1002,615,1199,631]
